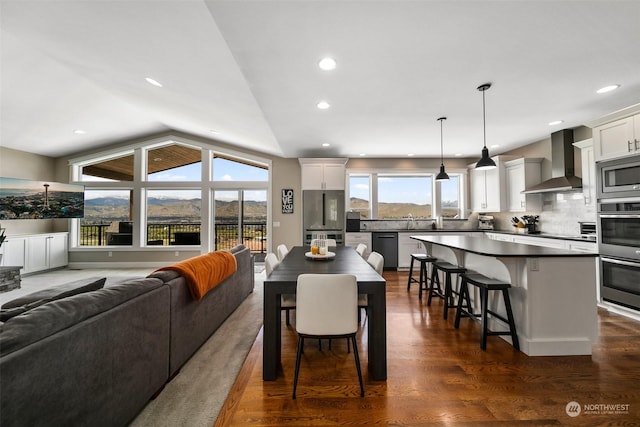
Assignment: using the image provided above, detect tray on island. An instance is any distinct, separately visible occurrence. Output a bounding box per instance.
[305,251,336,260]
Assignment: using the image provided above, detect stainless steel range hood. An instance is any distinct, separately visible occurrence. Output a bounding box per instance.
[522,129,582,194]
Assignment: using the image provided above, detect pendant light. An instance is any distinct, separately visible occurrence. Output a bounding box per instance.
[475,83,497,170]
[435,117,449,181]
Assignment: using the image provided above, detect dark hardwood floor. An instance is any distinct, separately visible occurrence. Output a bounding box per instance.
[215,270,640,426]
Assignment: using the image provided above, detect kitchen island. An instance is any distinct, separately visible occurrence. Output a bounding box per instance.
[411,235,599,356]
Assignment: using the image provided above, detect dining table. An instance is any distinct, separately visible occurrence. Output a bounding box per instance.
[263,245,387,381]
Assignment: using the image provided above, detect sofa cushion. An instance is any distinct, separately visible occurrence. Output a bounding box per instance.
[1,277,106,309]
[0,299,52,322]
[0,277,163,357]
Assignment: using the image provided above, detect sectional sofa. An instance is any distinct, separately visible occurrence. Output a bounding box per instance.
[0,244,254,427]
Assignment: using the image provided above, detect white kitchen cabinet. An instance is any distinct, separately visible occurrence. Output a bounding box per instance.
[512,235,566,249]
[504,158,542,212]
[469,156,514,212]
[398,232,427,268]
[0,236,27,271]
[592,114,640,161]
[573,138,596,206]
[345,232,372,257]
[299,158,347,190]
[1,232,68,274]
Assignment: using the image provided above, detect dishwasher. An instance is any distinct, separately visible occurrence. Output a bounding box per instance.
[372,232,398,270]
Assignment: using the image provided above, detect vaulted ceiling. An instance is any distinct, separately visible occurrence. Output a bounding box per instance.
[1,1,639,160]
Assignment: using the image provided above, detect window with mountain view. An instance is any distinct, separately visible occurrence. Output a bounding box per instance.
[80,189,132,246]
[146,190,201,245]
[348,175,370,218]
[378,175,432,219]
[440,175,461,218]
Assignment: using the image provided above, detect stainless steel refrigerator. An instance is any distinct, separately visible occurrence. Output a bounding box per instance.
[302,190,345,245]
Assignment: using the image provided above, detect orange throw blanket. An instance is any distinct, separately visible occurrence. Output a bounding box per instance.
[157,250,237,301]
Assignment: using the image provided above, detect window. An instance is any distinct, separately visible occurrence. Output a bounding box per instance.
[440,175,462,218]
[71,137,270,257]
[348,175,370,218]
[378,175,432,219]
[80,189,132,246]
[146,190,201,245]
[80,153,134,182]
[147,144,201,181]
[212,155,268,181]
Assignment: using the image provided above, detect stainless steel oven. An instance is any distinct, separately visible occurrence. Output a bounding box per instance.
[597,199,640,261]
[596,153,640,199]
[600,257,640,311]
[597,197,640,310]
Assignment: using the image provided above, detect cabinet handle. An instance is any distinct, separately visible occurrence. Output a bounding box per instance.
[635,139,639,151]
[629,140,634,152]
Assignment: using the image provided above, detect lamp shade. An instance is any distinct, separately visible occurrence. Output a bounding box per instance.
[475,146,497,170]
[436,164,450,181]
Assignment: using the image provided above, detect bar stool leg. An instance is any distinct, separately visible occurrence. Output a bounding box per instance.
[407,256,415,291]
[480,287,489,351]
[502,288,520,350]
[427,267,440,306]
[454,277,468,328]
[418,260,425,299]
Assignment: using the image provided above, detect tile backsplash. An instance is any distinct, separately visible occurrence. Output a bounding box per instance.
[487,191,596,236]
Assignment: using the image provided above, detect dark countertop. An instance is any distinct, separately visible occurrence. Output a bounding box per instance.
[410,235,598,258]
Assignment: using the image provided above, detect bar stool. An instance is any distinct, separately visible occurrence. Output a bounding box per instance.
[407,253,437,300]
[431,261,467,319]
[454,272,520,351]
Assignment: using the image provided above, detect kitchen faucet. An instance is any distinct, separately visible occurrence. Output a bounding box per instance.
[407,213,415,230]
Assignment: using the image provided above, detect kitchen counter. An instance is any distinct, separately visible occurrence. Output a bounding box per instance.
[411,234,598,356]
[411,235,597,258]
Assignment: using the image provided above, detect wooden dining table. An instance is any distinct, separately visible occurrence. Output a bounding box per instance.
[263,245,387,381]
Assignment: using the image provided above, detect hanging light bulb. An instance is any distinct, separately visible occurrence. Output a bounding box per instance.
[435,117,449,181]
[475,83,497,170]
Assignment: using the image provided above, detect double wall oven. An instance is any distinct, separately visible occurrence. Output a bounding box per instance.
[596,153,640,311]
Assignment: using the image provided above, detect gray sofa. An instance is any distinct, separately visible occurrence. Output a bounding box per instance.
[0,245,254,427]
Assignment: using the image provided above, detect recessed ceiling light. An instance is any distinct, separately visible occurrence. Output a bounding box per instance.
[210,129,220,135]
[490,144,500,149]
[145,77,163,87]
[407,153,414,157]
[455,153,462,157]
[317,101,330,110]
[153,157,163,162]
[549,120,564,126]
[318,57,337,71]
[596,84,620,94]
[73,129,86,135]
[359,153,366,157]
[322,143,330,147]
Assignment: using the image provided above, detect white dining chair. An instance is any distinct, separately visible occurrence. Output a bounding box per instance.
[292,273,364,399]
[265,252,296,326]
[355,243,367,257]
[276,244,289,262]
[358,251,384,322]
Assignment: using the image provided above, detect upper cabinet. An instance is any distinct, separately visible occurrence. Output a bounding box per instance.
[592,114,640,161]
[468,156,514,212]
[504,158,542,212]
[299,158,347,190]
[573,138,596,206]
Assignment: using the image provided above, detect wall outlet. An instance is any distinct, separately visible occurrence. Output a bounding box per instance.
[108,251,113,257]
[529,257,539,271]
[273,221,280,227]
[175,251,179,257]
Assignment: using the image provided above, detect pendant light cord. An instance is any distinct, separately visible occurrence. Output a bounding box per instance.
[439,117,445,165]
[482,88,487,149]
